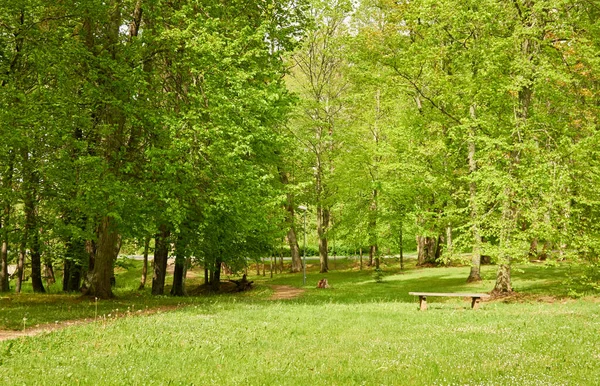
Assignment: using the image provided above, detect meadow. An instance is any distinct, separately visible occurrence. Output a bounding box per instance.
[1,258,599,385]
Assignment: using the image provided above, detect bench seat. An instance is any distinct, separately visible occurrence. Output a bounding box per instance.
[409,292,490,310]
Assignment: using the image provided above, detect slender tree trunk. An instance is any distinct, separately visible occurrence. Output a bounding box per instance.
[44,261,55,286]
[399,222,404,271]
[279,168,302,272]
[369,245,376,267]
[0,152,13,292]
[467,104,482,282]
[445,224,453,259]
[318,206,329,273]
[279,250,284,274]
[182,256,191,289]
[359,247,363,271]
[151,225,169,295]
[204,267,209,285]
[0,221,9,292]
[22,148,44,293]
[15,234,26,293]
[138,236,150,290]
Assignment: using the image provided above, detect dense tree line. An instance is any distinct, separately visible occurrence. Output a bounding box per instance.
[1,0,599,298]
[286,0,600,293]
[0,0,305,298]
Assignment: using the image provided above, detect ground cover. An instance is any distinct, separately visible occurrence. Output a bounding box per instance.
[1,259,599,385]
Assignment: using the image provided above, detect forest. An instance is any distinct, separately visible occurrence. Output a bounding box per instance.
[1,0,600,300]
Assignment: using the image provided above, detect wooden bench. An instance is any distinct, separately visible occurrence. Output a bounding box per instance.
[409,292,490,310]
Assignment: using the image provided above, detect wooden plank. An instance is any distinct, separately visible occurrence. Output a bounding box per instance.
[409,292,490,298]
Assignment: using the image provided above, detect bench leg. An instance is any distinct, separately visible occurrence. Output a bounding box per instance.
[471,297,481,310]
[419,296,427,311]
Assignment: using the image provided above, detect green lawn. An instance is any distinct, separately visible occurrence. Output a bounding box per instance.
[1,259,599,385]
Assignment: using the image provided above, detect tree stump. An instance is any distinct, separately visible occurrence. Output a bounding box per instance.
[317,278,329,288]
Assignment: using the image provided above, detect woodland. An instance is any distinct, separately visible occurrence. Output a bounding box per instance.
[1,0,600,300]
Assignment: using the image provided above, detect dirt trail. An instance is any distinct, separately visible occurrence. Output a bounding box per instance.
[0,305,180,342]
[269,285,305,300]
[1,286,306,342]
[0,320,89,342]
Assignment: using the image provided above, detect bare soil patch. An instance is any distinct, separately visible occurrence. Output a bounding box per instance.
[269,285,305,300]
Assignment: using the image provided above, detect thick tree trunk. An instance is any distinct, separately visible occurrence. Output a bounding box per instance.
[494,264,512,293]
[287,228,302,273]
[211,257,222,291]
[151,225,169,295]
[64,236,84,292]
[171,256,186,296]
[86,216,120,298]
[138,236,150,290]
[30,230,44,293]
[416,235,438,266]
[317,206,329,273]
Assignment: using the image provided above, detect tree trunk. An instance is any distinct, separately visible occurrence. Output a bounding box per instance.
[287,228,302,273]
[86,216,120,298]
[417,235,438,266]
[318,206,329,273]
[171,256,186,296]
[445,224,453,259]
[0,219,9,292]
[359,247,363,270]
[138,236,150,290]
[211,257,222,291]
[63,236,84,292]
[44,261,55,286]
[0,152,13,292]
[22,148,44,293]
[15,235,26,293]
[279,168,302,273]
[151,225,170,295]
[30,229,45,293]
[467,103,482,282]
[399,223,404,270]
[204,267,209,285]
[182,256,191,289]
[369,245,377,268]
[494,264,512,293]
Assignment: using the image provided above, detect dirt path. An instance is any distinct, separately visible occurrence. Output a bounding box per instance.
[269,285,305,300]
[1,287,306,342]
[0,305,180,342]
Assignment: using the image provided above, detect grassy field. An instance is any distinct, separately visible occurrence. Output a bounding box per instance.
[1,258,599,385]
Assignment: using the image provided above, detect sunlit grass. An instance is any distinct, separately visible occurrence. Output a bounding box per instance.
[1,257,599,385]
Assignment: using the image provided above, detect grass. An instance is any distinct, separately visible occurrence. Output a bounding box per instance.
[1,257,599,385]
